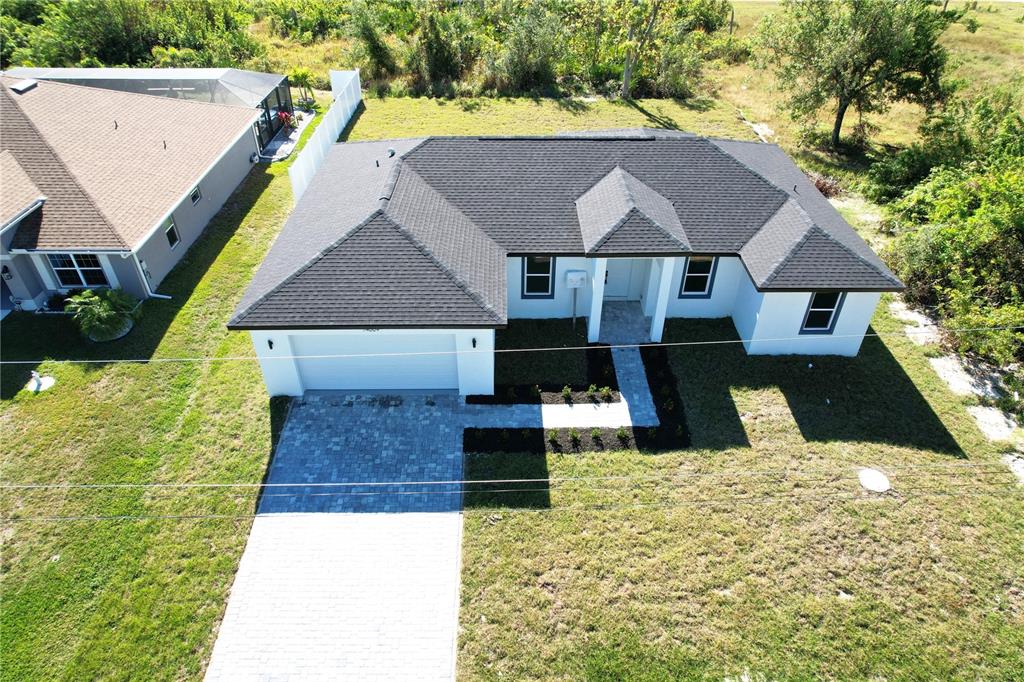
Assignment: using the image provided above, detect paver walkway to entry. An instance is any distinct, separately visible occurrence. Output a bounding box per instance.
[206,347,658,680]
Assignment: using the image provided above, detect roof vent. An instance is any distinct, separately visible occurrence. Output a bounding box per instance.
[9,79,38,94]
[387,147,396,158]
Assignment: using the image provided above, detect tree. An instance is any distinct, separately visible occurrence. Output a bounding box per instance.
[615,0,666,98]
[290,67,315,104]
[757,0,960,147]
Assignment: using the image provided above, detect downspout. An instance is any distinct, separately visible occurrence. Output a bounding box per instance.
[126,252,172,300]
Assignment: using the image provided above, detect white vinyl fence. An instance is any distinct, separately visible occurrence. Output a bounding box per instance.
[288,69,362,203]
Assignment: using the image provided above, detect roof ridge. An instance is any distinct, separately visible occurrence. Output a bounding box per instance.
[757,201,815,287]
[230,210,384,325]
[0,86,128,249]
[1,75,257,113]
[706,138,790,206]
[800,224,903,285]
[381,213,504,322]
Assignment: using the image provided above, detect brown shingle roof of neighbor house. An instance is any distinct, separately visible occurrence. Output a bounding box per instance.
[0,150,45,229]
[230,131,902,330]
[0,75,260,250]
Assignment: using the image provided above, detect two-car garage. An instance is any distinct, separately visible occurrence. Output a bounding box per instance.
[248,328,495,396]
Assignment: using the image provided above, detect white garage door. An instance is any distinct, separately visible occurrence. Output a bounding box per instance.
[291,332,459,391]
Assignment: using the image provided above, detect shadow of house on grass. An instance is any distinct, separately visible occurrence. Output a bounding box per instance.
[0,166,275,400]
[463,442,551,510]
[664,319,963,456]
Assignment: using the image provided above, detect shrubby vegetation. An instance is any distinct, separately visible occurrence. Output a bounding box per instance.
[1,0,266,69]
[255,0,744,97]
[876,84,1024,368]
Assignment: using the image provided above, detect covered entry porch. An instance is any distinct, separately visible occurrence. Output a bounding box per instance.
[587,256,682,344]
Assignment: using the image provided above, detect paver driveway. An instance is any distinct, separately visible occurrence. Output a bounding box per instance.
[206,352,658,680]
[206,394,467,681]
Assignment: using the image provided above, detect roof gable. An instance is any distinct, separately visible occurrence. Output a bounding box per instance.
[229,212,503,329]
[576,166,690,254]
[0,150,45,229]
[1,75,258,250]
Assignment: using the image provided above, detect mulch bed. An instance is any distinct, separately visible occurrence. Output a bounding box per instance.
[462,346,690,454]
[636,345,691,450]
[467,344,620,405]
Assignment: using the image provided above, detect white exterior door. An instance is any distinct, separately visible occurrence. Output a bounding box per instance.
[291,332,459,391]
[603,259,633,299]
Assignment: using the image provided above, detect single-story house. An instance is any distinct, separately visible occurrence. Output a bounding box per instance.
[6,67,293,150]
[229,129,903,396]
[0,75,261,313]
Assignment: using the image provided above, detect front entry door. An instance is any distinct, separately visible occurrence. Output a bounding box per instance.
[604,259,633,299]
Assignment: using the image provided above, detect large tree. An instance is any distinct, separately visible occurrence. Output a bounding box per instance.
[758,0,960,147]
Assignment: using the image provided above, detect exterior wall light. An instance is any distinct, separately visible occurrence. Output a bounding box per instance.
[267,339,274,350]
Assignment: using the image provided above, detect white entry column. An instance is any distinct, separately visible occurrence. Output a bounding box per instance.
[649,257,679,342]
[587,258,607,342]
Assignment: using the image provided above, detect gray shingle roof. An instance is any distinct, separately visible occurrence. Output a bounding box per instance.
[576,166,690,254]
[231,130,901,330]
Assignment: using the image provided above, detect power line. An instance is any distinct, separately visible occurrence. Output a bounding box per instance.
[1,324,1021,366]
[1,460,1016,491]
[3,487,1022,523]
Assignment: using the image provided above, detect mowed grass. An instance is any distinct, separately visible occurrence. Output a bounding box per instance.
[0,105,327,681]
[458,310,1024,680]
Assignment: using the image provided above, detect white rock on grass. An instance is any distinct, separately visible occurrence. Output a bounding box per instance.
[889,300,940,345]
[929,356,1003,399]
[1003,452,1024,485]
[967,406,1018,441]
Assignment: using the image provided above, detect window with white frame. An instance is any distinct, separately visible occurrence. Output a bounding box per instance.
[678,256,717,298]
[164,216,180,249]
[522,256,555,298]
[47,253,109,288]
[801,292,845,334]
[189,186,202,205]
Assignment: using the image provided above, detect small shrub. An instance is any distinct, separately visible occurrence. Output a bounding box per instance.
[590,428,601,442]
[587,384,598,400]
[663,399,675,413]
[65,288,140,341]
[561,385,572,401]
[616,427,630,444]
[547,430,559,445]
[568,428,581,447]
[807,172,841,197]
[600,386,613,402]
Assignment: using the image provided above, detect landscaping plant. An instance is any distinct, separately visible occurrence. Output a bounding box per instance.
[64,289,140,342]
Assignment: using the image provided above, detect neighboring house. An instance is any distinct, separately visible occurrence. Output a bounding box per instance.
[230,129,903,396]
[0,75,261,313]
[6,67,293,150]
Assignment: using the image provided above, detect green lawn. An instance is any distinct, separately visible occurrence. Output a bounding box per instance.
[0,104,326,681]
[2,84,1021,680]
[458,311,1024,680]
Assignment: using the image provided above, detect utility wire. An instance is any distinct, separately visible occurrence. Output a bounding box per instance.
[4,487,1022,523]
[1,325,1021,366]
[1,460,1016,491]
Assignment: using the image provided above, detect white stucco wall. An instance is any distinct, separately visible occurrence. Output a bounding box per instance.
[136,127,259,291]
[731,284,881,356]
[506,256,592,319]
[249,328,495,396]
[666,256,743,318]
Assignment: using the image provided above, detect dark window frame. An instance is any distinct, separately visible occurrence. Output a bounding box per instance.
[47,253,109,289]
[164,217,181,250]
[521,256,556,299]
[800,292,846,335]
[677,256,719,299]
[189,186,202,206]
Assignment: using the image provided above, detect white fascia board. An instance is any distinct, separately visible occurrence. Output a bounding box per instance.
[0,197,46,234]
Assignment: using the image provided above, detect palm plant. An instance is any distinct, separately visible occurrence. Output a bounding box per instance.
[65,289,140,341]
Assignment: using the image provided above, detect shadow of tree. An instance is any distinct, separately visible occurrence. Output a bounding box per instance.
[0,165,275,399]
[663,319,963,456]
[620,99,680,130]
